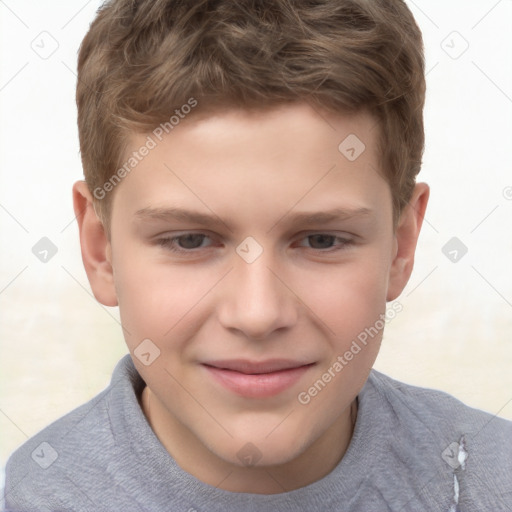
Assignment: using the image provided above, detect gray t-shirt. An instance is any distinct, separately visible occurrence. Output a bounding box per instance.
[4,354,512,511]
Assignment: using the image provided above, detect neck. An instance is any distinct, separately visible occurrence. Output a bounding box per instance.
[141,386,358,494]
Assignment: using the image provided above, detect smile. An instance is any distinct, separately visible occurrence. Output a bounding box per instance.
[202,359,316,398]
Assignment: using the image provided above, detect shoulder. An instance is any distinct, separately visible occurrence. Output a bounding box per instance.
[367,369,512,440]
[364,369,512,507]
[3,355,141,511]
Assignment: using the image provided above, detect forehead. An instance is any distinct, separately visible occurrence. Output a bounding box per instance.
[110,102,391,229]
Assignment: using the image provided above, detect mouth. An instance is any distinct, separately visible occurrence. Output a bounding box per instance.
[202,359,316,398]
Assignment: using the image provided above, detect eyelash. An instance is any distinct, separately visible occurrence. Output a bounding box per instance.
[155,232,355,254]
[157,234,214,253]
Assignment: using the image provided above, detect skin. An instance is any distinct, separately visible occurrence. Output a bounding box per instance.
[73,102,429,494]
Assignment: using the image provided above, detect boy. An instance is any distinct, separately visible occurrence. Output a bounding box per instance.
[4,0,511,510]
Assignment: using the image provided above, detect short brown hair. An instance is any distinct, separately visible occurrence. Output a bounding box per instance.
[77,0,425,231]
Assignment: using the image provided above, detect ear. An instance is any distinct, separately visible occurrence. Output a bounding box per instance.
[72,181,118,307]
[386,182,430,302]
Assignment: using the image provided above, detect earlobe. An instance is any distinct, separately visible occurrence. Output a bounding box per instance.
[72,181,118,307]
[386,182,430,302]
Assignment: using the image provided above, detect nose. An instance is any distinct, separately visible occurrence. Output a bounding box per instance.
[217,248,298,340]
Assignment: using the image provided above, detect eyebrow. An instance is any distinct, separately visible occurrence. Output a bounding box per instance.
[134,206,373,231]
[277,207,373,225]
[134,206,230,230]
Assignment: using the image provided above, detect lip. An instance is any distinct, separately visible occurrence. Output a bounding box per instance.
[202,359,315,398]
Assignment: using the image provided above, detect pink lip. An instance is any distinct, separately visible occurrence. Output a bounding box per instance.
[202,359,315,398]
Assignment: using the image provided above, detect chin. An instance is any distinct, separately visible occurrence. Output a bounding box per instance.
[215,433,310,469]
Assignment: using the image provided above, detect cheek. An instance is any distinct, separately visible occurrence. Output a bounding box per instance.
[114,250,192,348]
[292,255,389,428]
[291,250,390,340]
[113,250,222,351]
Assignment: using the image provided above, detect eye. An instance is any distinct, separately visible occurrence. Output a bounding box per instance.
[156,233,214,252]
[297,233,354,251]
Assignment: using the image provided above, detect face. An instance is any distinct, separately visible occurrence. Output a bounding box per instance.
[76,102,428,490]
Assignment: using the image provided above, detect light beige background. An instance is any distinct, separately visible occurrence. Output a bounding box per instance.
[1,0,512,485]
